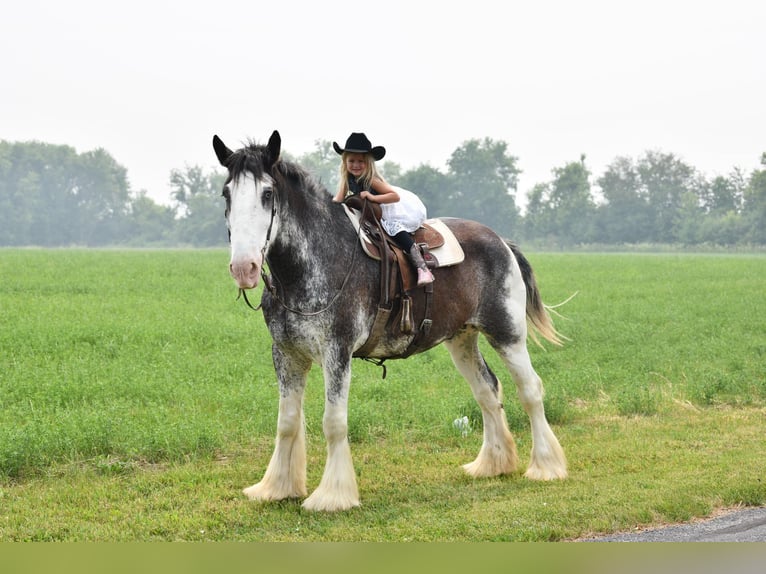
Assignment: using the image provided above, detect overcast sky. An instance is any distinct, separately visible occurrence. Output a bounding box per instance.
[2,0,764,207]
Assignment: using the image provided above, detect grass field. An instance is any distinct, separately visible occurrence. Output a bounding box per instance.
[0,249,764,541]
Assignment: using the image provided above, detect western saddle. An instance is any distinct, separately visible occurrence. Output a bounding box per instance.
[343,195,445,365]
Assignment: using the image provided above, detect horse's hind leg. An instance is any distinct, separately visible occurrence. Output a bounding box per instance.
[243,345,309,502]
[444,328,519,477]
[493,338,568,480]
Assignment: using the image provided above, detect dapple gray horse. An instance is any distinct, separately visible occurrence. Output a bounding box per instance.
[213,131,567,511]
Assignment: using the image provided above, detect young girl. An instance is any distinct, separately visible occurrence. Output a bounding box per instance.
[332,132,434,286]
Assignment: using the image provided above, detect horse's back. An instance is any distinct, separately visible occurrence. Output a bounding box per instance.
[438,217,517,281]
[439,217,510,251]
[399,217,524,348]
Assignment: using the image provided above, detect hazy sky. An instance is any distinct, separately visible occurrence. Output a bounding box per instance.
[3,0,764,207]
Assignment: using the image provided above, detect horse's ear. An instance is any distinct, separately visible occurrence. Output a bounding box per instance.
[267,130,281,162]
[213,135,233,166]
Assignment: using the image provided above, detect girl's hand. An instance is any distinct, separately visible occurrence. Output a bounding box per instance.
[360,190,373,201]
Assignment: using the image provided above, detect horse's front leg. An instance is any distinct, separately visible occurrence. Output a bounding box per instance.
[243,344,310,502]
[302,351,359,512]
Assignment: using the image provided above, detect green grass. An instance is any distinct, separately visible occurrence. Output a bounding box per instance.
[0,249,764,540]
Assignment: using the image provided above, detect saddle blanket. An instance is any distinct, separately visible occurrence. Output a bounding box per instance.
[343,204,465,267]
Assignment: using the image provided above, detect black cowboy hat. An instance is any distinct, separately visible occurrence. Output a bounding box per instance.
[332,132,386,161]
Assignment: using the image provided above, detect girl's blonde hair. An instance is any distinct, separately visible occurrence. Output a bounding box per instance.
[337,152,386,199]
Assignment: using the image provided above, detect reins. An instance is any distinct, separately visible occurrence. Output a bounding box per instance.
[237,192,371,317]
[237,287,261,311]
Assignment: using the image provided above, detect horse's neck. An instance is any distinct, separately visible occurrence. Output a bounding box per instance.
[268,195,351,289]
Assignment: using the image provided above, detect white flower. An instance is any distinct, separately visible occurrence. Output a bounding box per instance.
[452,415,472,437]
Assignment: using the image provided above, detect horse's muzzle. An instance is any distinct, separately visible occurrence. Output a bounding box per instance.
[230,254,262,290]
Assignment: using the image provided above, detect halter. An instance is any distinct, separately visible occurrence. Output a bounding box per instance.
[237,185,368,317]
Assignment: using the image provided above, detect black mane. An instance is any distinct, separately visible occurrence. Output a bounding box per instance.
[226,140,328,201]
[224,141,271,183]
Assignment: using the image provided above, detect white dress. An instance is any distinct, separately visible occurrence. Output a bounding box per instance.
[379,186,428,236]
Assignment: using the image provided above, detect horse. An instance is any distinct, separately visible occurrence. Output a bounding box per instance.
[212,130,568,512]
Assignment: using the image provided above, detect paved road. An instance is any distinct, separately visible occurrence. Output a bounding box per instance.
[582,506,766,542]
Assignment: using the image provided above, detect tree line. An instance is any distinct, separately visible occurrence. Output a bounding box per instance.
[1,139,764,248]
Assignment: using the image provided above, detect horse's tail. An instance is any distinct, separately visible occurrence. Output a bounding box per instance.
[507,242,567,348]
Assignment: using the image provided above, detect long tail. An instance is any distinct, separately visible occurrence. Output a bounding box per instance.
[507,242,567,348]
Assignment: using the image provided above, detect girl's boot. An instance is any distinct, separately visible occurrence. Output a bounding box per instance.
[409,244,434,287]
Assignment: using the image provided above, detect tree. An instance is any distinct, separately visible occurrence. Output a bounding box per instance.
[0,142,78,245]
[0,141,33,245]
[636,150,696,243]
[546,155,596,243]
[597,155,669,244]
[523,182,554,241]
[675,180,706,245]
[5,137,764,248]
[0,141,131,246]
[674,169,747,246]
[701,171,745,215]
[396,163,452,218]
[445,138,520,237]
[296,140,339,196]
[169,165,227,246]
[72,148,131,244]
[743,153,766,244]
[120,191,177,245]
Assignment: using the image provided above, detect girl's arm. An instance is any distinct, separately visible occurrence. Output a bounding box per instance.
[361,178,400,204]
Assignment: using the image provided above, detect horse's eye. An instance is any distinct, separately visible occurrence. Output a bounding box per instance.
[262,186,274,206]
[222,185,230,199]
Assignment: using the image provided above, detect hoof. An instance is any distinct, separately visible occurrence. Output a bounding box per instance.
[524,465,568,481]
[243,481,306,501]
[301,490,360,512]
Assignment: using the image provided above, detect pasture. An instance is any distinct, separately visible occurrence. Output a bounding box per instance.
[0,249,764,541]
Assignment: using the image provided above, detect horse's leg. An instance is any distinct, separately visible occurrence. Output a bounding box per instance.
[243,344,309,501]
[302,351,359,512]
[492,337,568,480]
[444,328,519,477]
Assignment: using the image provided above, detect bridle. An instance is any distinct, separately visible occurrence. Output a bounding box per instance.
[235,179,367,317]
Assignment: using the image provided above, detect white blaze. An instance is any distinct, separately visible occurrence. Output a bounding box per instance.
[227,172,276,289]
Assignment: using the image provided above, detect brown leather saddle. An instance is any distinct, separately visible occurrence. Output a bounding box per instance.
[343,195,437,362]
[344,195,442,291]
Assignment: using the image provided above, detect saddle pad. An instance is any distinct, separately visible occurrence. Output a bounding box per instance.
[342,205,465,268]
[420,218,464,267]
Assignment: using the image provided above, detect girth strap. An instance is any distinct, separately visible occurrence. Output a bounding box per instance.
[354,305,392,358]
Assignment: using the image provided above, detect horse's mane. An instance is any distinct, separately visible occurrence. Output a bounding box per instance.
[226,140,329,201]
